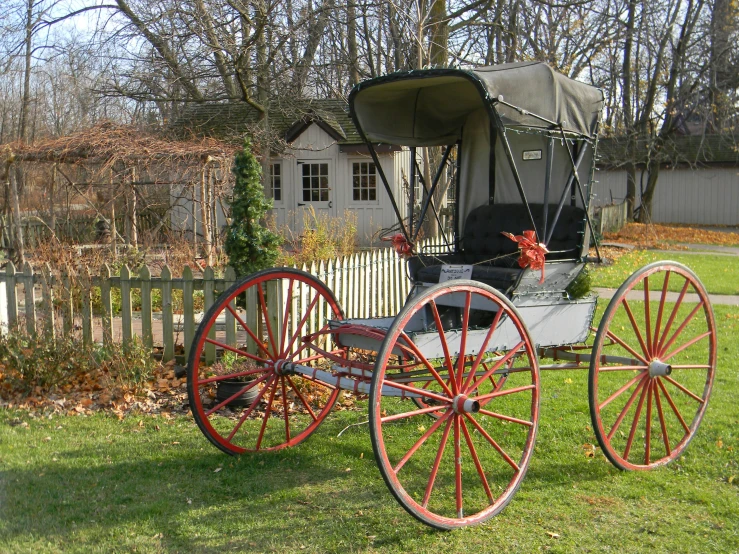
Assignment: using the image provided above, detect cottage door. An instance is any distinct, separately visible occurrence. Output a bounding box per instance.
[294,159,336,235]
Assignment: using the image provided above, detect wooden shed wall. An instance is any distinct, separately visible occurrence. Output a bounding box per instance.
[591,167,739,226]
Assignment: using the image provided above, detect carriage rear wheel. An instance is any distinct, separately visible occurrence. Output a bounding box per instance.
[369,281,539,530]
[589,261,717,471]
[187,268,343,455]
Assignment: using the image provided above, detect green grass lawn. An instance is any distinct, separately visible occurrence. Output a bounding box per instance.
[1,303,738,553]
[591,250,739,295]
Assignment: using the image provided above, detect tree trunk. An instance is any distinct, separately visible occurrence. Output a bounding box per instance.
[622,0,637,220]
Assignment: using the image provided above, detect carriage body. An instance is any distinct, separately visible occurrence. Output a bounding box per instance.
[186,64,718,530]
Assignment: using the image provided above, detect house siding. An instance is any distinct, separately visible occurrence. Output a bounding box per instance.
[592,167,739,226]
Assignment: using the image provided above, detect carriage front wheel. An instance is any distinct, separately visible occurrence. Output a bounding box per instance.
[187,268,343,455]
[589,261,717,471]
[370,281,540,530]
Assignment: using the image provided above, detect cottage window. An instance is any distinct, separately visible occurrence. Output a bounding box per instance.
[269,162,282,201]
[352,161,377,201]
[302,163,329,202]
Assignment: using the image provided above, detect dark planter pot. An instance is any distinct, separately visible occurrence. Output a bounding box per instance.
[216,378,259,407]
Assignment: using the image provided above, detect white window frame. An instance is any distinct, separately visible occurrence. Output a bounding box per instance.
[349,159,379,205]
[269,161,283,204]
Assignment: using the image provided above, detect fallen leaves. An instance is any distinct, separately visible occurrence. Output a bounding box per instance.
[605,223,739,249]
[0,361,191,419]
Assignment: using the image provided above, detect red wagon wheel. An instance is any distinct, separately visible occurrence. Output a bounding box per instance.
[187,268,343,455]
[369,281,539,530]
[589,261,716,471]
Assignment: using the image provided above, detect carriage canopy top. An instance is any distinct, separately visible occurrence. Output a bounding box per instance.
[349,62,603,146]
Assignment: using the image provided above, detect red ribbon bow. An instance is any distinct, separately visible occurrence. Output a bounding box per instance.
[382,233,414,258]
[502,230,549,283]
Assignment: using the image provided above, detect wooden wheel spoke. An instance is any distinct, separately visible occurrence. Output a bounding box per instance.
[283,292,320,356]
[281,377,291,442]
[205,371,272,417]
[645,380,653,465]
[204,336,271,364]
[475,384,536,403]
[478,409,533,427]
[429,300,458,395]
[663,375,705,404]
[656,378,691,434]
[255,377,279,450]
[257,283,279,356]
[455,293,472,391]
[225,376,275,441]
[605,376,648,440]
[653,382,671,456]
[605,329,649,366]
[460,417,494,503]
[397,332,455,398]
[658,301,705,359]
[662,331,712,362]
[655,280,691,353]
[623,377,650,461]
[644,276,653,355]
[653,270,671,348]
[599,371,647,410]
[382,404,451,423]
[622,298,649,358]
[467,341,525,394]
[279,279,295,353]
[463,309,505,392]
[464,413,520,471]
[598,365,649,372]
[225,303,275,360]
[422,417,454,508]
[392,411,453,474]
[198,366,269,385]
[454,416,463,518]
[381,380,452,405]
[285,375,318,421]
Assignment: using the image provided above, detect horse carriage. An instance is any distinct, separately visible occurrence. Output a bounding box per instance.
[186,62,717,530]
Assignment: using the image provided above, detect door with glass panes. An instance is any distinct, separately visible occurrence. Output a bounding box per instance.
[294,160,335,233]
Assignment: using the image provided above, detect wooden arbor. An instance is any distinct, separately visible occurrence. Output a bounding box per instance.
[1,122,237,264]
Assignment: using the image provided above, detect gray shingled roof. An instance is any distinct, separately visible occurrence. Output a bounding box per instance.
[169,99,362,145]
[597,135,739,168]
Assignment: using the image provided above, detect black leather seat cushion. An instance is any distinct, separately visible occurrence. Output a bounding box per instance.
[409,203,585,290]
[462,203,585,260]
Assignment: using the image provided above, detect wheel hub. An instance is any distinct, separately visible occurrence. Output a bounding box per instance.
[274,359,296,376]
[648,359,672,377]
[452,394,480,414]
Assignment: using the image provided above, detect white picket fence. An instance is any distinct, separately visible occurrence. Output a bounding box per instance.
[0,236,452,361]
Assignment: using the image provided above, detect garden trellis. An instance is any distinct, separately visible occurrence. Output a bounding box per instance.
[1,123,236,264]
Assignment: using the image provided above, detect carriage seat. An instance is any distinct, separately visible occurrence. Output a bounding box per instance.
[410,203,585,291]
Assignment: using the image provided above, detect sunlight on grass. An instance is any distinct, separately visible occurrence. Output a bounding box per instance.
[1,304,737,553]
[592,251,739,295]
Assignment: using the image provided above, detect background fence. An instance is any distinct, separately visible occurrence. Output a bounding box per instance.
[0,238,457,362]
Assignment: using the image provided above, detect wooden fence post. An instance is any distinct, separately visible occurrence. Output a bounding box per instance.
[182,266,195,359]
[81,267,93,345]
[139,265,153,349]
[161,265,174,362]
[100,264,113,346]
[22,262,35,337]
[224,267,236,347]
[41,263,55,339]
[203,266,215,364]
[6,262,17,330]
[62,267,74,337]
[120,265,132,346]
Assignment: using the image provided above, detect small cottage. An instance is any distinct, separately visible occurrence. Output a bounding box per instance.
[171,100,412,246]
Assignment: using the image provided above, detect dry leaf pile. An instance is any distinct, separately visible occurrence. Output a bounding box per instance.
[0,359,190,419]
[605,223,739,249]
